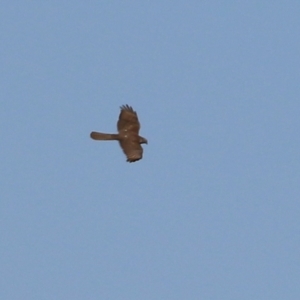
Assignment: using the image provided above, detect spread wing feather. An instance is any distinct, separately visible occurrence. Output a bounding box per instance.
[118,136,143,162]
[117,105,140,134]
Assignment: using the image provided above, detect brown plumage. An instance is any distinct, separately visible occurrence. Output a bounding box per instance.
[90,105,147,162]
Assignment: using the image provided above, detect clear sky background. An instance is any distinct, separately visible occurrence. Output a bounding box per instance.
[1,2,300,299]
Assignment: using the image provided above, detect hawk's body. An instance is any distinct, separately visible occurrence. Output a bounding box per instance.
[90,105,147,162]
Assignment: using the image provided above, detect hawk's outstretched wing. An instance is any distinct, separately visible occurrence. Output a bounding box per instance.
[117,105,143,162]
[118,136,143,162]
[117,105,140,134]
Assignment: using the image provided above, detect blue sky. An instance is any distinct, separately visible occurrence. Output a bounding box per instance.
[1,1,300,299]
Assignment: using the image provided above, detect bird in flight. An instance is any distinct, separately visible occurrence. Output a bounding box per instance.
[90,105,148,162]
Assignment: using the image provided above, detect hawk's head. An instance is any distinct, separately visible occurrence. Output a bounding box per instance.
[139,137,148,144]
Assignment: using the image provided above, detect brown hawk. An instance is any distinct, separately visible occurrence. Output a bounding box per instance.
[90,105,147,162]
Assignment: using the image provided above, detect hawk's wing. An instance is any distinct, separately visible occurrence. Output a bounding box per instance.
[117,105,140,134]
[118,136,143,162]
[117,105,143,162]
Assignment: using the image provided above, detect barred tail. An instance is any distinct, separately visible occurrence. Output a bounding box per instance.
[90,131,119,141]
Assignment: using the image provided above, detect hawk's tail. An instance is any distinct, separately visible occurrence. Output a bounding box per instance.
[90,132,119,141]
